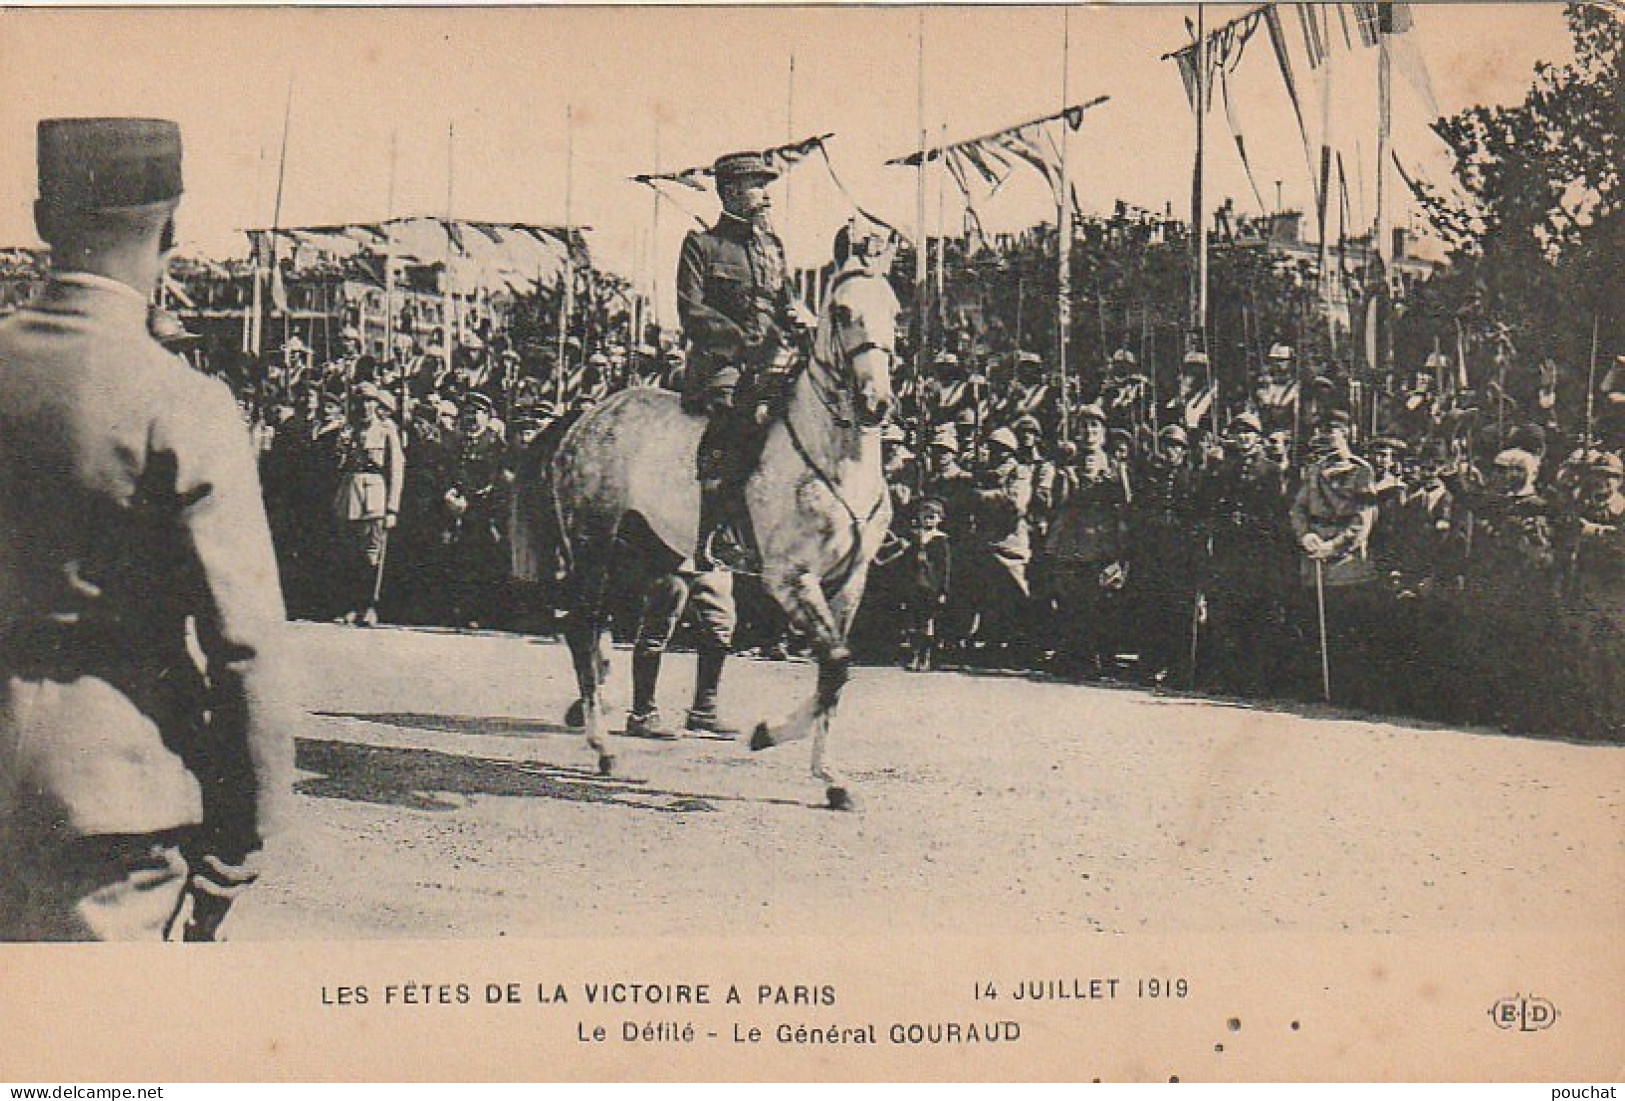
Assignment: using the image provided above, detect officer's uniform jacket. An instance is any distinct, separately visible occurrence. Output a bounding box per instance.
[676,212,792,406]
[335,415,406,522]
[0,274,290,852]
[1290,450,1379,587]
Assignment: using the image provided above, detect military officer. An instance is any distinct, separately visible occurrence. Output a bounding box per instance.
[676,151,803,571]
[444,391,508,629]
[0,118,292,940]
[333,382,406,627]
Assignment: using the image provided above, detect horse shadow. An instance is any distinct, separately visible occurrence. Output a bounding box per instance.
[313,710,579,740]
[294,737,725,814]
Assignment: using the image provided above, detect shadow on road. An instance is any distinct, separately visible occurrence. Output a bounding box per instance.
[314,710,578,739]
[294,737,812,815]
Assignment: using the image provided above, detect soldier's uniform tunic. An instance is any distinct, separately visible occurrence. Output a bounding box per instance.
[0,273,291,939]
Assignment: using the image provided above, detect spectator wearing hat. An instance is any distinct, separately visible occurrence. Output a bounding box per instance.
[965,425,1035,662]
[1133,423,1202,682]
[879,496,953,671]
[0,118,291,940]
[1198,409,1290,691]
[1289,407,1388,700]
[443,390,509,629]
[1045,404,1131,677]
[333,382,406,626]
[676,150,804,572]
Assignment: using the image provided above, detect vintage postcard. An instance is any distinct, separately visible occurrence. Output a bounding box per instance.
[0,0,1619,1083]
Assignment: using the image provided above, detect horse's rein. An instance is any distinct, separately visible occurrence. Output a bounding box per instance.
[781,275,893,578]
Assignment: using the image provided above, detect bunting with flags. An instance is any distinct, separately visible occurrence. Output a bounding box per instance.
[886,97,1110,216]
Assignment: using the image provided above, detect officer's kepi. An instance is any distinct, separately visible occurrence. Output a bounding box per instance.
[37,118,183,213]
[713,151,779,184]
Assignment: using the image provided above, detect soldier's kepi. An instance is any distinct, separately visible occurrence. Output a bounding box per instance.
[0,119,293,941]
[676,150,804,571]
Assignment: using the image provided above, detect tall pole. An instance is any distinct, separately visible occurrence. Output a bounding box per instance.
[557,104,576,410]
[785,52,797,226]
[383,130,399,373]
[262,78,294,363]
[442,121,456,377]
[1189,1,1209,355]
[651,115,663,333]
[1375,4,1394,407]
[914,12,929,438]
[936,121,948,333]
[1057,6,1074,443]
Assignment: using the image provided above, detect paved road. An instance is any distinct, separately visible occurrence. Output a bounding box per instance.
[238,621,1625,943]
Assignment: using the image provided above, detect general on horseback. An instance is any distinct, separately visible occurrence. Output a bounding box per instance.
[515,146,901,810]
[678,150,813,573]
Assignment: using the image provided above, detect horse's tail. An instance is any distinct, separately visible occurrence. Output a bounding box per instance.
[509,412,581,584]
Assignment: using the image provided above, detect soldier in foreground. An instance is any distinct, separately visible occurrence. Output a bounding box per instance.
[0,118,293,940]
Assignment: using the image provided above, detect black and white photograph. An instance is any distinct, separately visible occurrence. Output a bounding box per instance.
[0,0,1620,1082]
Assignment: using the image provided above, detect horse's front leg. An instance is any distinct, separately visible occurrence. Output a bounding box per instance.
[753,568,857,811]
[564,614,614,775]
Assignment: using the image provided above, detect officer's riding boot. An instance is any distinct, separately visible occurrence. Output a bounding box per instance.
[625,647,678,740]
[685,645,740,738]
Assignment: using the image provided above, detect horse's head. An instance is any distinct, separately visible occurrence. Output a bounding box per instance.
[815,231,901,430]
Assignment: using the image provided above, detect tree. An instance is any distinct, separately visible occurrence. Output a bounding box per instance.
[1416,4,1623,402]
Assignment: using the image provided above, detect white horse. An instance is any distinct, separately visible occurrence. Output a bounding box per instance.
[520,247,899,810]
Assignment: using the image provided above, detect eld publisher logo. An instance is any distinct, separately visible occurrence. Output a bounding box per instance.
[1488,994,1559,1032]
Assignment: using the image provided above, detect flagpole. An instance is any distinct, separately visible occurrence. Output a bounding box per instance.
[443,121,457,379]
[650,116,662,334]
[557,104,576,411]
[1057,5,1074,444]
[1190,2,1209,359]
[1375,1,1394,420]
[785,52,797,227]
[264,76,294,364]
[384,130,399,375]
[935,121,948,335]
[914,12,930,426]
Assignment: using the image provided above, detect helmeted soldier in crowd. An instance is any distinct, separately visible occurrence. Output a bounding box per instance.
[1101,348,1150,431]
[676,151,807,571]
[1012,413,1058,540]
[0,118,292,940]
[333,382,406,627]
[1253,343,1300,433]
[923,421,976,542]
[1165,349,1217,435]
[1557,450,1625,620]
[1045,404,1132,676]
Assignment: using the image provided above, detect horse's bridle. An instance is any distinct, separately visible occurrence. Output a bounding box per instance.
[801,269,895,432]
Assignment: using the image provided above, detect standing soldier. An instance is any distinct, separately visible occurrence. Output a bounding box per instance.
[0,118,291,940]
[333,382,406,627]
[1200,410,1290,691]
[1133,423,1201,684]
[676,151,804,572]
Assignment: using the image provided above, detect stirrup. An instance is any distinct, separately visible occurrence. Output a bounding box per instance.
[698,526,758,574]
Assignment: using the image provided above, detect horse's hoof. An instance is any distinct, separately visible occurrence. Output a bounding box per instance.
[826,786,857,812]
[597,753,616,777]
[750,722,776,752]
[565,699,586,728]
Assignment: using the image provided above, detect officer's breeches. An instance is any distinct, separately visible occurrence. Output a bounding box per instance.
[634,570,736,654]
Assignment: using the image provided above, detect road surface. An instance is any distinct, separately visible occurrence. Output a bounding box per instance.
[238,621,1625,943]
